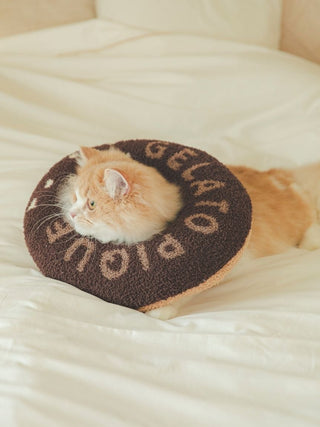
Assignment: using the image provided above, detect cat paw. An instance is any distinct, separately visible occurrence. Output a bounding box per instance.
[145,305,178,320]
[299,223,320,251]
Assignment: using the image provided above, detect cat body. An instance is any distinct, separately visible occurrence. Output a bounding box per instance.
[148,161,320,319]
[228,165,316,256]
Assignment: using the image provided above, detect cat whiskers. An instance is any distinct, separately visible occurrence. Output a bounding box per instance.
[51,224,99,262]
[29,199,70,234]
[51,232,79,257]
[30,211,65,235]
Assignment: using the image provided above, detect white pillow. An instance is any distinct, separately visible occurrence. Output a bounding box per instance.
[96,0,283,49]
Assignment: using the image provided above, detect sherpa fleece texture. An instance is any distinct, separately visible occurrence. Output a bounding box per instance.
[24,140,252,311]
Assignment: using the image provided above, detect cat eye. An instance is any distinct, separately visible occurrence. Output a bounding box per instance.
[88,200,96,210]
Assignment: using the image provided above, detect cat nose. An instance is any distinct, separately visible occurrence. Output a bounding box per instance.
[70,211,77,219]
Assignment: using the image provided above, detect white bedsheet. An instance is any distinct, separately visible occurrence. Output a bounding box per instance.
[0,19,320,426]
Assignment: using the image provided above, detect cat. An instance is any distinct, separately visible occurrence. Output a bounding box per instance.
[59,146,320,319]
[59,146,182,244]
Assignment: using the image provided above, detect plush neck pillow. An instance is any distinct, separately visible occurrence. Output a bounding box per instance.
[24,140,252,311]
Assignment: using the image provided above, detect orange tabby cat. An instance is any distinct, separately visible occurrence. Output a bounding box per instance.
[60,146,182,244]
[59,146,320,319]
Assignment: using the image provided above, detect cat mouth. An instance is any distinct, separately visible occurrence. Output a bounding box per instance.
[73,221,95,237]
[67,213,93,228]
[76,217,93,226]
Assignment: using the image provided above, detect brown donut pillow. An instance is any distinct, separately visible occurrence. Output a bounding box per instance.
[24,140,252,312]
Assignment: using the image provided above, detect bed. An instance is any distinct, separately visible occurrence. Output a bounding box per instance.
[1,2,320,426]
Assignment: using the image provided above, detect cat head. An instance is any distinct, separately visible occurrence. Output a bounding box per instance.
[60,146,182,244]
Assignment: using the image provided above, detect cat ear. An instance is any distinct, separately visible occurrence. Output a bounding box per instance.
[77,147,99,166]
[104,169,130,199]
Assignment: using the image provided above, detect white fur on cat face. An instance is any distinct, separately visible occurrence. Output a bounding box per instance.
[59,147,182,244]
[61,181,123,243]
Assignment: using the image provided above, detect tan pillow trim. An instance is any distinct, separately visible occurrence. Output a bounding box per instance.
[139,231,251,313]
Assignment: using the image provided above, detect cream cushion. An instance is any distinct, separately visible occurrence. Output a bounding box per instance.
[96,0,283,48]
